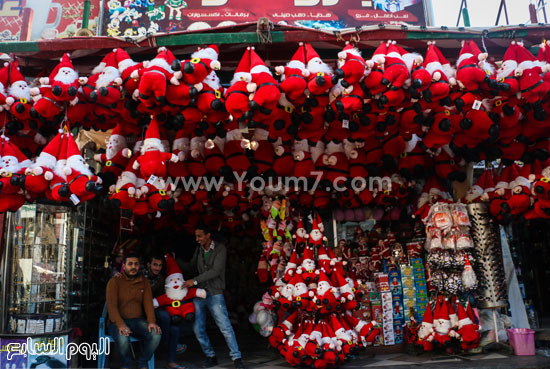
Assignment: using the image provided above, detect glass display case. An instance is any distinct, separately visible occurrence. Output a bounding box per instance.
[0,204,72,335]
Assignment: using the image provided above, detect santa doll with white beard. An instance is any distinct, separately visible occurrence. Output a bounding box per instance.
[133,117,178,180]
[46,134,71,203]
[314,270,337,314]
[247,48,281,115]
[109,154,140,210]
[94,124,131,185]
[5,60,35,123]
[20,132,60,198]
[86,52,123,118]
[225,48,252,121]
[275,43,310,106]
[154,255,207,324]
[63,131,102,203]
[417,303,435,351]
[115,48,143,100]
[0,138,29,194]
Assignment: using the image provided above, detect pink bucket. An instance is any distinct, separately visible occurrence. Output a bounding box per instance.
[507,328,535,356]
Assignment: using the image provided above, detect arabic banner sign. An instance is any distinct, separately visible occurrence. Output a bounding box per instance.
[0,0,100,41]
[0,335,70,368]
[103,0,426,37]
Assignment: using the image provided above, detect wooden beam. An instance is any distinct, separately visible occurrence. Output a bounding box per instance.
[156,31,285,46]
[0,41,39,53]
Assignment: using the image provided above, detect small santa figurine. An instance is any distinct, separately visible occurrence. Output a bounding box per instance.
[153,255,207,324]
[94,124,131,185]
[417,303,435,351]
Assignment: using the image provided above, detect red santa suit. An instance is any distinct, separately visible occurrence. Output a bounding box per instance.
[64,132,102,203]
[225,48,252,121]
[248,49,281,114]
[174,45,221,86]
[276,43,309,105]
[43,53,80,102]
[94,125,131,182]
[334,44,367,88]
[132,47,177,108]
[153,255,206,323]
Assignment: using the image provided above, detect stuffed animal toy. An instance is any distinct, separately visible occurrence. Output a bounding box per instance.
[362,42,388,97]
[222,120,251,179]
[140,176,173,213]
[378,41,410,107]
[456,303,480,350]
[41,53,80,103]
[153,255,207,323]
[173,45,221,86]
[247,48,281,115]
[5,60,34,123]
[109,154,142,210]
[114,48,144,99]
[225,48,252,121]
[133,118,178,180]
[131,47,179,108]
[250,127,275,176]
[433,146,466,182]
[423,42,454,103]
[63,131,102,203]
[93,124,131,184]
[203,136,225,176]
[275,43,309,105]
[333,43,367,88]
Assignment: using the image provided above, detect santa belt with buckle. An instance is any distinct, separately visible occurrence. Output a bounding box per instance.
[435,159,455,165]
[412,65,426,72]
[401,151,423,157]
[458,63,478,71]
[69,174,90,185]
[364,145,381,154]
[344,93,362,100]
[51,181,66,190]
[105,160,125,170]
[347,58,367,68]
[171,298,194,308]
[150,190,167,196]
[521,79,543,93]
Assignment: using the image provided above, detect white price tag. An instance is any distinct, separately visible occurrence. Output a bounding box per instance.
[472,100,482,110]
[147,175,158,184]
[70,194,80,205]
[342,119,350,129]
[156,211,162,218]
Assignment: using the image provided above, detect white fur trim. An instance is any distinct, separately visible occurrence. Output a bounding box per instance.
[542,167,550,179]
[192,47,218,61]
[230,72,251,85]
[456,53,473,67]
[148,57,174,73]
[518,60,535,71]
[92,62,106,75]
[250,64,271,75]
[118,58,137,72]
[495,180,508,189]
[165,272,183,281]
[143,138,163,151]
[425,61,444,76]
[36,152,57,169]
[512,176,530,189]
[287,60,305,69]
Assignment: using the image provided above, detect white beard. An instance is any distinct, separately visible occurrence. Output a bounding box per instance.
[141,140,165,154]
[67,156,93,176]
[418,323,433,339]
[192,48,218,61]
[116,172,136,188]
[54,68,78,84]
[2,163,19,173]
[95,67,119,88]
[166,286,187,300]
[434,320,451,334]
[54,161,67,179]
[8,82,30,100]
[118,58,137,73]
[317,282,330,295]
[307,59,332,75]
[0,82,5,95]
[281,285,294,299]
[203,72,221,90]
[149,57,174,73]
[293,283,307,297]
[310,229,322,242]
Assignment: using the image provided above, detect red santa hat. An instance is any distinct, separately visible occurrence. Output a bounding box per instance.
[110,124,126,140]
[92,51,114,75]
[338,42,362,61]
[515,42,537,71]
[0,62,9,87]
[101,51,119,73]
[316,214,324,232]
[115,48,136,71]
[143,117,163,150]
[371,41,389,64]
[282,311,299,335]
[502,41,519,70]
[511,163,530,189]
[65,132,88,169]
[9,141,31,168]
[50,53,75,80]
[1,140,18,164]
[287,248,300,270]
[37,131,63,168]
[301,246,315,265]
[232,48,251,83]
[153,47,176,68]
[457,302,473,326]
[249,48,270,75]
[422,303,434,325]
[436,298,450,323]
[331,268,348,290]
[9,61,27,85]
[481,169,495,194]
[288,43,307,68]
[494,165,513,190]
[318,246,330,264]
[426,176,448,198]
[164,254,183,281]
[386,41,404,60]
[304,43,321,64]
[317,269,331,285]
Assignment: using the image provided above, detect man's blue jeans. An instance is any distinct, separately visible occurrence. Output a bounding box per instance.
[155,309,180,363]
[108,318,161,368]
[193,292,241,360]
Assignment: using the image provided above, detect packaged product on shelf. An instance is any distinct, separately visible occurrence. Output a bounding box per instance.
[389,269,402,295]
[415,280,428,295]
[392,299,404,320]
[369,291,381,302]
[365,281,377,292]
[400,264,414,278]
[371,303,383,325]
[393,321,404,344]
[353,300,372,321]
[402,287,415,301]
[375,273,390,292]
[401,276,414,289]
[403,299,416,320]
[411,258,425,272]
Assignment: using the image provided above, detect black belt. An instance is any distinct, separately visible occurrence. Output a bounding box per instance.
[226,89,248,98]
[205,153,224,160]
[435,159,455,165]
[288,74,306,80]
[364,145,381,154]
[458,63,478,71]
[69,174,88,186]
[345,94,362,100]
[226,151,245,159]
[254,158,273,166]
[412,65,425,72]
[400,151,423,158]
[105,161,125,170]
[521,79,544,93]
[387,62,406,68]
[350,162,368,169]
[380,131,399,145]
[257,82,278,90]
[326,167,348,174]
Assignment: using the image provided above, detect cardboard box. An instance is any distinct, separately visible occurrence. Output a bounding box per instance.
[400,264,414,278]
[414,278,427,289]
[380,291,393,304]
[353,302,372,321]
[375,273,390,292]
[414,271,426,281]
[392,299,404,320]
[401,277,414,289]
[416,293,429,305]
[392,292,403,301]
[371,304,383,325]
[410,258,425,271]
[393,321,404,344]
[415,283,428,295]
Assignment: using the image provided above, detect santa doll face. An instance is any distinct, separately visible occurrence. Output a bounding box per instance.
[310,229,322,242]
[296,227,307,238]
[204,71,221,89]
[281,282,294,298]
[317,280,330,294]
[302,258,315,271]
[68,156,92,175]
[293,282,307,296]
[55,67,78,84]
[1,157,18,172]
[107,135,126,156]
[418,322,433,338]
[8,80,30,100]
[497,60,517,79]
[434,318,451,334]
[166,274,184,290]
[96,67,120,88]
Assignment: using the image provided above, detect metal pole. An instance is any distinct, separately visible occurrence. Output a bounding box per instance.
[456,0,465,27]
[82,0,91,29]
[97,0,105,36]
[539,0,548,23]
[423,0,435,27]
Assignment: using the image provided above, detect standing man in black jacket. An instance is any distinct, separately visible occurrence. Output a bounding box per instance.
[180,225,246,369]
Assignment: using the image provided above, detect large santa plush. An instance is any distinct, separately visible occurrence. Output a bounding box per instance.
[94,124,131,185]
[153,255,207,324]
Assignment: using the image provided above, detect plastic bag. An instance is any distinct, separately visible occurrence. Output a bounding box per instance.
[451,203,471,227]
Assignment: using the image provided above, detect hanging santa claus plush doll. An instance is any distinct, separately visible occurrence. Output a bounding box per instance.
[333,42,367,89]
[115,48,144,100]
[153,254,207,323]
[131,47,178,108]
[0,138,28,195]
[86,52,123,119]
[5,60,34,124]
[139,175,173,213]
[225,48,252,121]
[173,44,221,86]
[221,119,251,179]
[423,42,454,103]
[247,48,281,115]
[45,133,71,203]
[109,154,140,210]
[42,53,80,102]
[63,130,102,203]
[94,124,131,185]
[20,133,60,198]
[275,43,309,106]
[456,303,480,350]
[455,40,496,92]
[515,41,550,120]
[378,41,409,108]
[133,117,178,180]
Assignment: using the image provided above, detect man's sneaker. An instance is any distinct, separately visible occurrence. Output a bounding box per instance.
[201,356,218,368]
[176,343,187,355]
[233,358,246,369]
